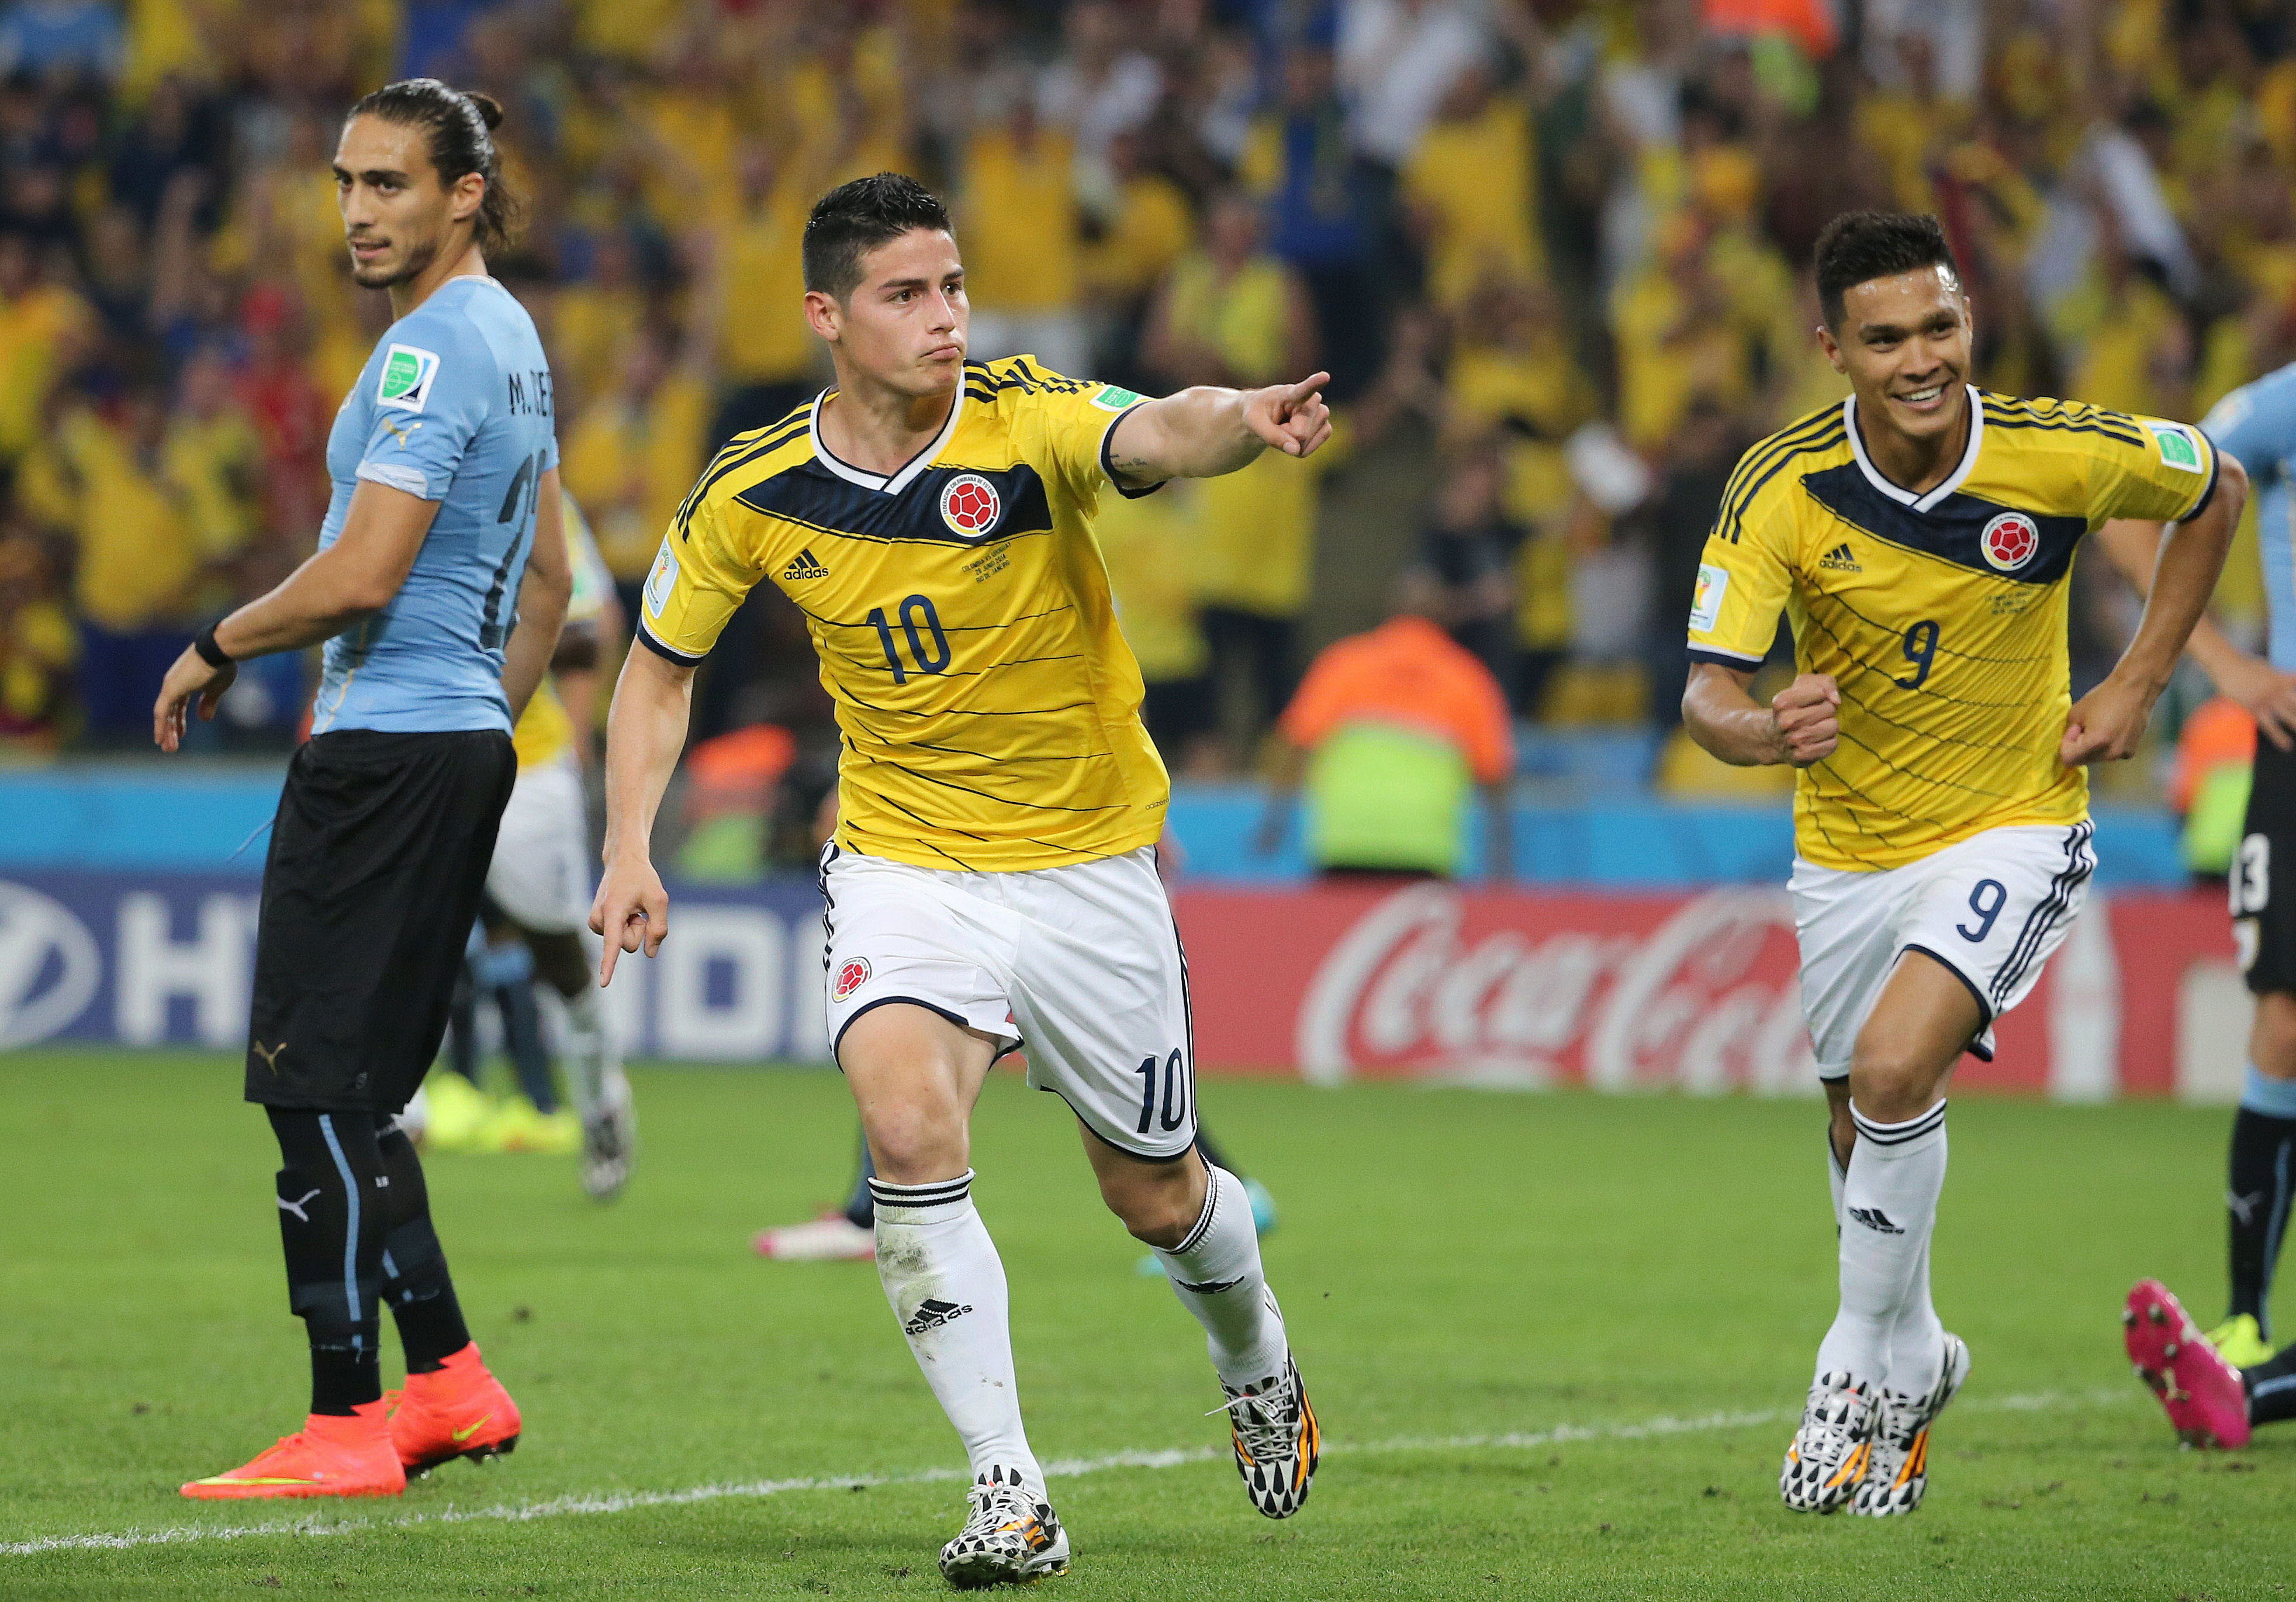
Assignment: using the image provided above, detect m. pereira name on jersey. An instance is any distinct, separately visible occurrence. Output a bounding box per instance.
[505,367,553,419]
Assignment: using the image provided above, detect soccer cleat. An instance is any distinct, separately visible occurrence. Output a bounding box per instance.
[2124,1279,2252,1449]
[1780,1370,1877,1513]
[481,1096,581,1155]
[938,1468,1069,1589]
[385,1341,523,1475]
[582,1067,637,1200]
[1852,1334,1969,1517]
[180,1400,405,1499]
[753,1212,876,1262]
[2204,1313,2274,1371]
[1218,1353,1320,1518]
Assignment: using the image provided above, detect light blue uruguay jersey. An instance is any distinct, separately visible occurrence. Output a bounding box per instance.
[2201,362,2296,672]
[312,276,556,734]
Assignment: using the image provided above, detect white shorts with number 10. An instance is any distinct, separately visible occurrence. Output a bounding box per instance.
[819,844,1198,1159]
[1791,821,2096,1081]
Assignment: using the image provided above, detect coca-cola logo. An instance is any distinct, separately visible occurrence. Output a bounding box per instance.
[1294,884,1814,1092]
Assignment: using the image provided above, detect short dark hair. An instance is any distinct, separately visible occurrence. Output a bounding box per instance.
[1813,211,1959,329]
[803,173,953,300]
[346,78,521,254]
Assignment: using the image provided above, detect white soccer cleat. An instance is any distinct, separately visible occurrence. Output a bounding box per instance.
[1780,1369,1877,1514]
[1218,1354,1320,1519]
[938,1468,1069,1589]
[751,1213,876,1262]
[1852,1334,1969,1517]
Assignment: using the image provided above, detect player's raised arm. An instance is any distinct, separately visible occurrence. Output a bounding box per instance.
[1104,371,1334,488]
[2062,452,2250,765]
[591,642,694,983]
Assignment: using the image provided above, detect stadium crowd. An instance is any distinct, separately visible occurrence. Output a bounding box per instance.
[0,0,2290,814]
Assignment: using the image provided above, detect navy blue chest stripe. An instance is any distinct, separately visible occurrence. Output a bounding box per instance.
[735,459,1054,549]
[1799,465,2084,586]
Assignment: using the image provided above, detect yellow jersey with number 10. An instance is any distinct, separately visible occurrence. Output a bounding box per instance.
[637,357,1170,871]
[1687,387,2219,871]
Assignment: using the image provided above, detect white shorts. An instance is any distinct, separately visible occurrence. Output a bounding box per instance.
[1791,821,2096,1081]
[819,844,1198,1159]
[486,759,593,935]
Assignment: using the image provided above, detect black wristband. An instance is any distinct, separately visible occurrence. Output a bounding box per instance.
[193,622,234,669]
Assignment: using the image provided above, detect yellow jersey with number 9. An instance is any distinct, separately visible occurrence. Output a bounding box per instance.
[1687,388,2220,871]
[637,357,1170,871]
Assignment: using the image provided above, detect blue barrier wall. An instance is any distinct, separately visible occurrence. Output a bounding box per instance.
[0,765,2192,886]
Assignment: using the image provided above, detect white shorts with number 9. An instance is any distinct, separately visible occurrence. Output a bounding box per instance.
[1790,821,2097,1081]
[819,843,1198,1159]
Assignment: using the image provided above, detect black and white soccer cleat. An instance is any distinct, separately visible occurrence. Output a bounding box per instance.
[1218,1354,1320,1519]
[938,1468,1069,1589]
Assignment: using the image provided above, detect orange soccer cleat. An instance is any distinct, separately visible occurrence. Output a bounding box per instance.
[180,1400,406,1500]
[386,1341,523,1475]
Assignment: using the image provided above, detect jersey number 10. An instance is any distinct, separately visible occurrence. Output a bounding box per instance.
[869,595,952,684]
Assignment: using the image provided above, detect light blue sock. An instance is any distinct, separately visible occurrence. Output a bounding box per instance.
[2242,1064,2296,1120]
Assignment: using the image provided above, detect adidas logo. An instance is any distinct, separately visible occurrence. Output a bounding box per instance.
[1818,542,1862,572]
[781,547,828,581]
[1847,1206,1904,1235]
[904,1297,974,1336]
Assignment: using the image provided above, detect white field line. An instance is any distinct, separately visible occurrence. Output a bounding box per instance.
[1,1387,2136,1557]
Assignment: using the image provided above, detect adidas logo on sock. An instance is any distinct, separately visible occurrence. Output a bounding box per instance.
[782,547,828,581]
[904,1297,974,1336]
[1847,1206,1904,1234]
[1818,542,1862,572]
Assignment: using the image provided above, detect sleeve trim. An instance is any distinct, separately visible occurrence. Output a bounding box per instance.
[1687,645,1765,668]
[2178,436,2222,526]
[635,619,706,667]
[355,460,438,500]
[1098,402,1166,500]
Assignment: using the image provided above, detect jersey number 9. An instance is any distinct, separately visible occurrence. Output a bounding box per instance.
[1895,620,1941,690]
[869,595,952,685]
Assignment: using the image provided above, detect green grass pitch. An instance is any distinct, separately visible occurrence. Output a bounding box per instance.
[4,1051,2291,1600]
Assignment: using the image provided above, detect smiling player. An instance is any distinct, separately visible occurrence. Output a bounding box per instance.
[1680,212,2246,1515]
[592,174,1328,1586]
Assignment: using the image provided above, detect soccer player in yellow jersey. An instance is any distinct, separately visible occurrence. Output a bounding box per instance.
[1682,212,2249,1517]
[592,175,1331,1584]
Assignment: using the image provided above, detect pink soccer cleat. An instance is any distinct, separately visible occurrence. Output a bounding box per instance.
[2122,1279,2252,1449]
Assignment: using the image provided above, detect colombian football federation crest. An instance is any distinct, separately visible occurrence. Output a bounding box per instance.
[832,958,872,1002]
[939,474,1001,536]
[1979,511,2039,572]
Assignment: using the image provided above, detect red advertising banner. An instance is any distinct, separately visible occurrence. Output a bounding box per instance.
[1173,882,2238,1099]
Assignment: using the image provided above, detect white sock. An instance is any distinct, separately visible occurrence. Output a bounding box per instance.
[559,985,613,1121]
[1885,1238,1946,1397]
[1153,1163,1289,1392]
[1814,1100,1948,1389]
[1826,1127,1847,1228]
[871,1171,1042,1491]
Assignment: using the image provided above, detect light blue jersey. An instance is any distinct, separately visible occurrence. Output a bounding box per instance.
[312,276,556,734]
[2201,363,2296,672]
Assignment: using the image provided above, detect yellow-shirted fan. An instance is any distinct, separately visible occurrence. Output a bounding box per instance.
[637,355,1170,871]
[1688,387,2220,869]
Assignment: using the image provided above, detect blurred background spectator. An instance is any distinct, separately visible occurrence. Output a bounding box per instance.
[1,0,2286,848]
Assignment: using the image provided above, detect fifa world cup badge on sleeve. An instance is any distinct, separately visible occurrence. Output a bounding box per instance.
[1090,384,1143,412]
[1690,564,1728,632]
[2145,420,2204,472]
[643,539,679,619]
[377,344,441,413]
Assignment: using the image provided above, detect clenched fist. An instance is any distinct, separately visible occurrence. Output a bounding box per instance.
[1769,674,1840,767]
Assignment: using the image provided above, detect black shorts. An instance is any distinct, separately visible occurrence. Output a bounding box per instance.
[245,729,516,1113]
[2238,736,2296,996]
